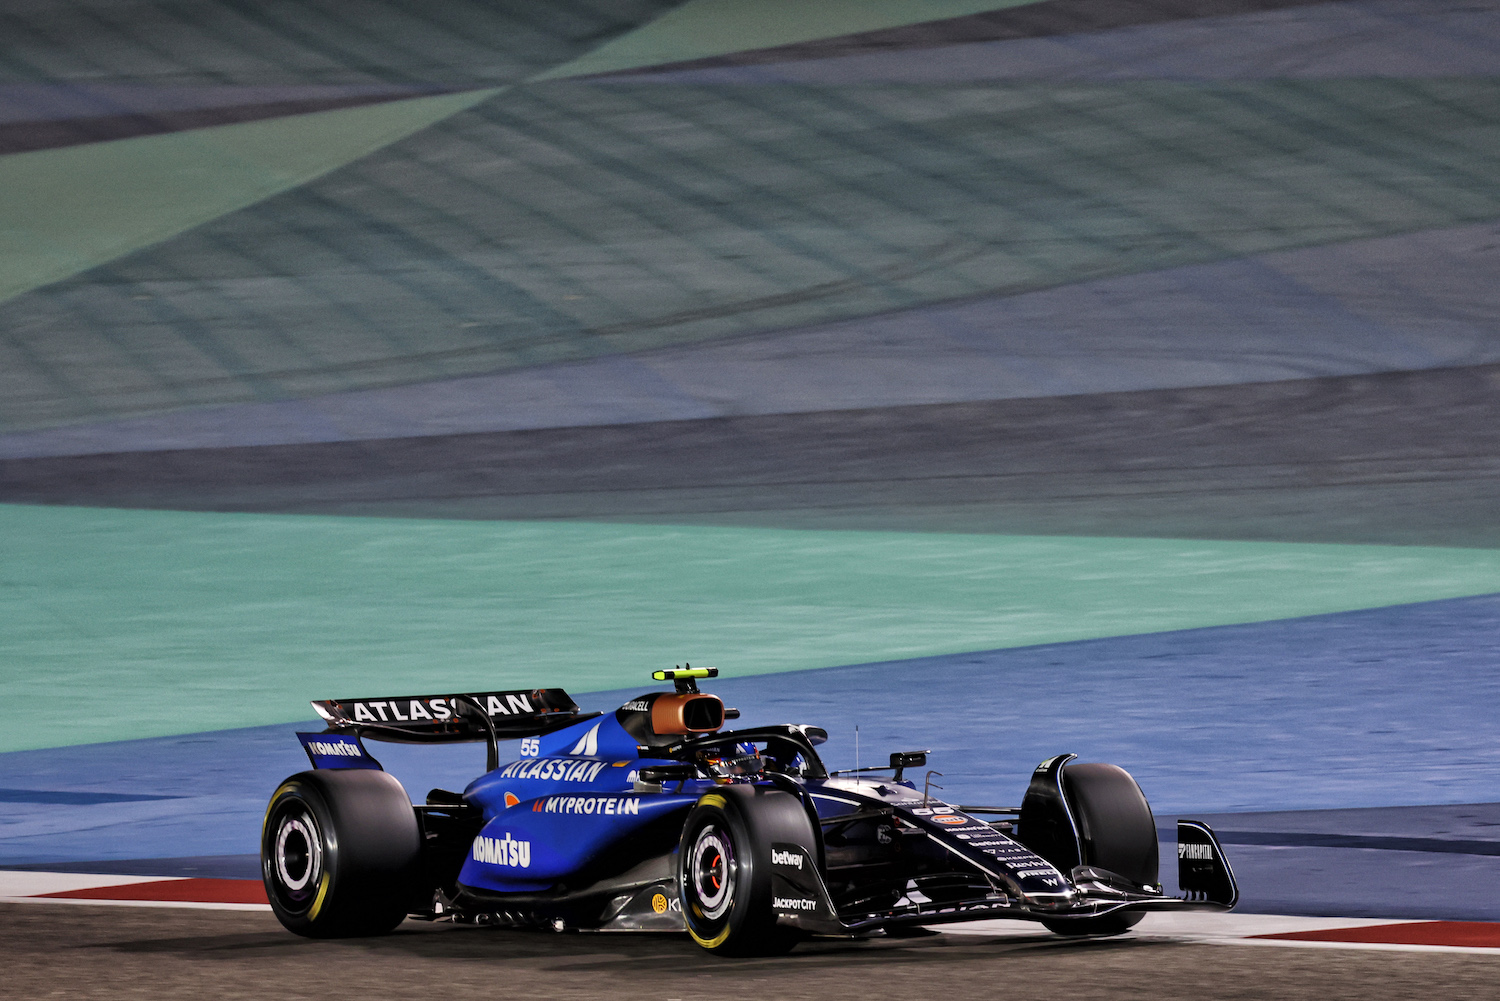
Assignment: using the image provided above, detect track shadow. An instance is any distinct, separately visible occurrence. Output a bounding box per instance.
[92,920,1162,972]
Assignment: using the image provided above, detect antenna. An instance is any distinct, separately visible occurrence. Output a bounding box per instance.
[855,725,860,777]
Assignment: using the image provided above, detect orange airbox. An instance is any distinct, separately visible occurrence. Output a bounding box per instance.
[651,693,724,735]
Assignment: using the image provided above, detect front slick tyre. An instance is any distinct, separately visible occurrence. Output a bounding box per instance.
[262,769,419,938]
[1041,761,1156,939]
[1041,911,1145,937]
[678,787,810,957]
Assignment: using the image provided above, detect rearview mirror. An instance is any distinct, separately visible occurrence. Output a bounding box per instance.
[890,750,928,782]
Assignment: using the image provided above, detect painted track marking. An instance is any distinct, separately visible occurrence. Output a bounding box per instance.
[5,869,1499,951]
[38,877,267,904]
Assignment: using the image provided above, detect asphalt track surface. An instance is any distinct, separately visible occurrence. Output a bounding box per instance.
[4,902,1498,1001]
[7,363,1500,546]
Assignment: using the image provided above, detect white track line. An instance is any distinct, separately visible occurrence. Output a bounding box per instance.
[0,896,270,912]
[0,870,269,911]
[0,872,180,896]
[1135,912,1426,937]
[938,912,1500,955]
[1204,937,1500,957]
[938,912,1421,938]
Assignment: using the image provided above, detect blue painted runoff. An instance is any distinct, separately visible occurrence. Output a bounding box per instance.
[4,593,1500,918]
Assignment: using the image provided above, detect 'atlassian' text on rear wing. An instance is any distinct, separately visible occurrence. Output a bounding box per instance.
[312,689,599,744]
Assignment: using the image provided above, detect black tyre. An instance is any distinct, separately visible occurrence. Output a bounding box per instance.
[262,769,420,938]
[1041,762,1158,938]
[677,786,814,956]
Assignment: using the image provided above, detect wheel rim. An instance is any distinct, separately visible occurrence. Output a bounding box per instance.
[688,822,736,921]
[268,803,323,911]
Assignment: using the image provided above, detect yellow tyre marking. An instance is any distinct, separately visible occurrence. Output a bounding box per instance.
[263,783,295,828]
[688,922,732,949]
[308,872,331,921]
[686,794,733,948]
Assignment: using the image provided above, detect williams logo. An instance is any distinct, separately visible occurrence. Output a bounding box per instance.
[567,723,602,756]
[472,833,531,868]
[771,848,805,869]
[1179,843,1214,860]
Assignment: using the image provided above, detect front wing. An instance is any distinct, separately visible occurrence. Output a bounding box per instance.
[768,820,1237,934]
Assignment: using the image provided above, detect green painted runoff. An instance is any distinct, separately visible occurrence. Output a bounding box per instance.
[0,89,499,307]
[5,503,1500,753]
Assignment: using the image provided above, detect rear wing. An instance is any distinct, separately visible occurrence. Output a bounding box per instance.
[311,689,599,770]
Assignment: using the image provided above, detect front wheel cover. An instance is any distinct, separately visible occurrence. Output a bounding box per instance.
[679,796,749,950]
[677,790,805,956]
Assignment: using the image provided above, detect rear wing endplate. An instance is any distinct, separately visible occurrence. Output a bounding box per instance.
[297,731,382,771]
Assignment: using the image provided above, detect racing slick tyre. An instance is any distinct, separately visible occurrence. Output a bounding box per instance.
[677,786,815,956]
[262,769,420,938]
[1040,763,1158,938]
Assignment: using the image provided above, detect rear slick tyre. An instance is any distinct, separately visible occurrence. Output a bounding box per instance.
[262,769,420,938]
[677,787,812,957]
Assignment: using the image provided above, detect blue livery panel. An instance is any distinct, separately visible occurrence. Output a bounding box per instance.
[457,714,700,892]
[462,715,676,818]
[458,791,697,892]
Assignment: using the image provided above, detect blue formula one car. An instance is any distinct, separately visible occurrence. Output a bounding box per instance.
[262,668,1237,955]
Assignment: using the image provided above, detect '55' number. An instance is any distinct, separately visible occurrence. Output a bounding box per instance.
[519,737,541,757]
